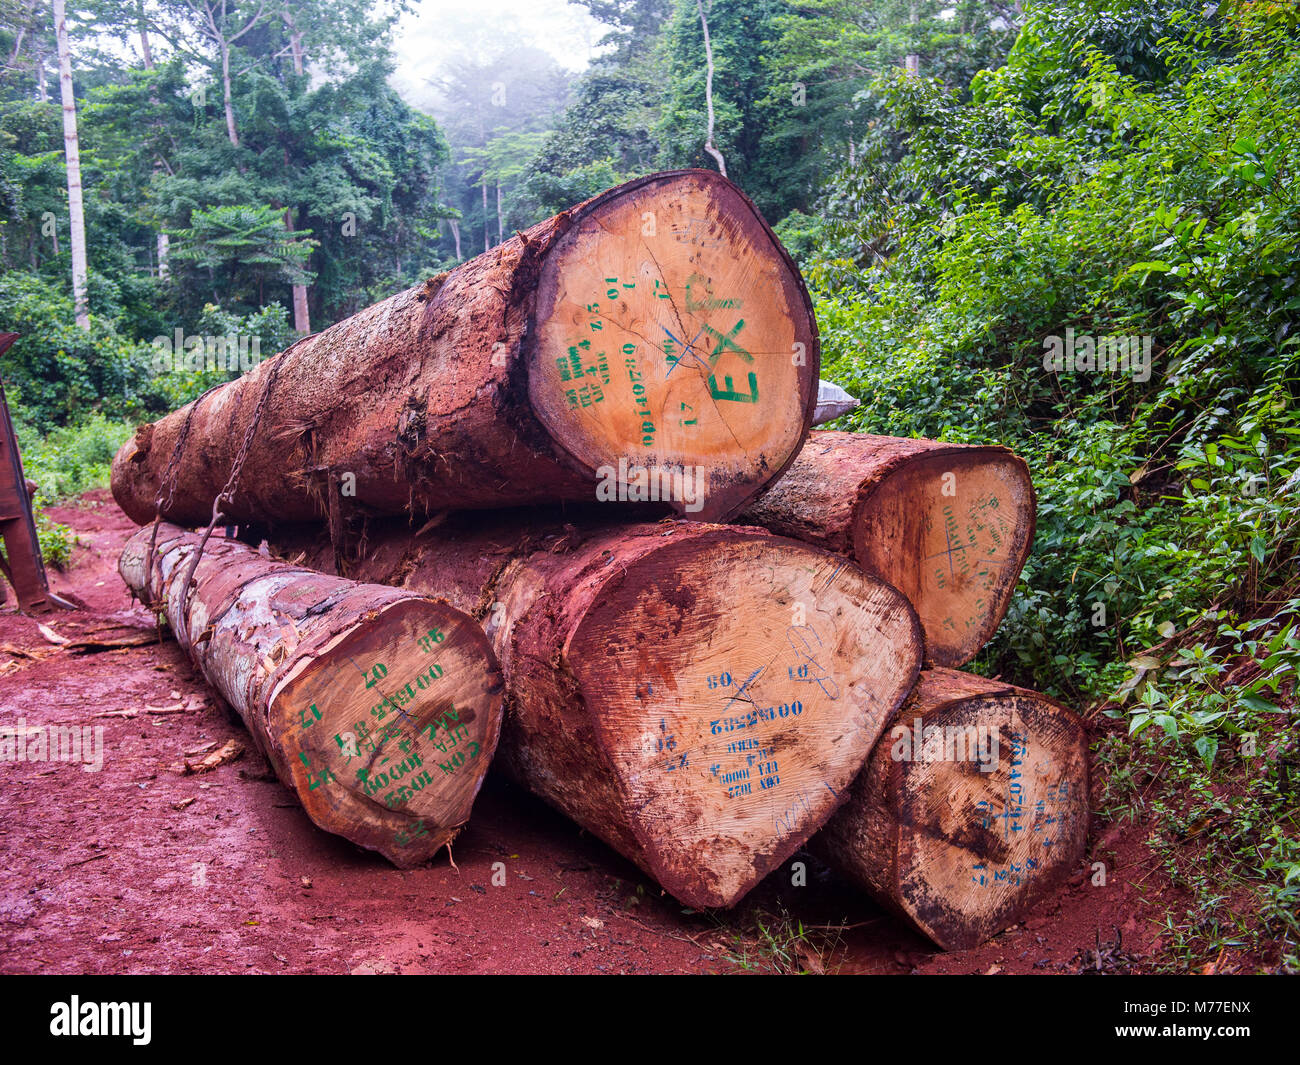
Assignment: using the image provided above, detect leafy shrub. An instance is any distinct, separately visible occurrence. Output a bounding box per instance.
[13,412,134,502]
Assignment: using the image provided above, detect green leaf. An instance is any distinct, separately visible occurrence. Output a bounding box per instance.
[1250,536,1267,564]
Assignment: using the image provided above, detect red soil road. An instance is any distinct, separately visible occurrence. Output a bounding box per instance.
[0,491,1168,975]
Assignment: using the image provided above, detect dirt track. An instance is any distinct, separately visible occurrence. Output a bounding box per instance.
[0,491,1167,974]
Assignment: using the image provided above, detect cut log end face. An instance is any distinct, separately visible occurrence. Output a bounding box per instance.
[269,599,503,867]
[568,536,920,909]
[889,694,1088,950]
[854,452,1034,668]
[528,172,817,521]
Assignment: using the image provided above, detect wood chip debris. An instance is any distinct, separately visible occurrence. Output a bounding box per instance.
[175,738,244,775]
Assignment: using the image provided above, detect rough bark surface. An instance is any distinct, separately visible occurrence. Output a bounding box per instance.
[119,524,504,866]
[741,430,1035,666]
[112,170,819,527]
[272,514,923,908]
[816,668,1088,950]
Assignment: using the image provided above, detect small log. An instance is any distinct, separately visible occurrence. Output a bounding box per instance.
[816,668,1088,950]
[274,515,923,908]
[119,524,504,866]
[741,430,1035,667]
[112,170,819,527]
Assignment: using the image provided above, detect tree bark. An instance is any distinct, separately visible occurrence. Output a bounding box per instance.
[112,170,820,526]
[35,40,47,102]
[52,0,89,330]
[119,523,504,867]
[138,0,154,68]
[272,515,923,908]
[282,9,304,76]
[816,668,1088,950]
[283,208,310,332]
[741,431,1035,667]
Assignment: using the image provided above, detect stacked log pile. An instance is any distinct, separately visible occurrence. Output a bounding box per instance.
[274,515,922,908]
[110,170,1087,950]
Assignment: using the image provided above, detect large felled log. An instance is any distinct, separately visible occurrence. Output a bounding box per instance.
[741,430,1035,667]
[119,524,504,866]
[816,668,1088,950]
[274,516,923,908]
[112,170,819,528]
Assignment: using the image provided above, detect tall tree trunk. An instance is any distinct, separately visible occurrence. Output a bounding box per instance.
[35,40,47,104]
[481,179,489,251]
[449,218,461,260]
[221,38,239,146]
[156,232,169,280]
[292,284,309,333]
[52,0,89,330]
[283,10,304,75]
[696,0,727,177]
[137,0,154,68]
[496,180,503,245]
[905,3,920,76]
[284,207,310,333]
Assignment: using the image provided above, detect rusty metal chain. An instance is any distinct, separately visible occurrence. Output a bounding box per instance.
[169,333,317,636]
[141,381,224,611]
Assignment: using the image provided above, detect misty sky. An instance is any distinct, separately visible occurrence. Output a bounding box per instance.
[388,0,606,112]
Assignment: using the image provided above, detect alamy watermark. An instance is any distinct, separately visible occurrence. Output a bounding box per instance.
[1042,328,1152,383]
[50,996,150,1045]
[151,329,264,374]
[889,718,1000,773]
[596,459,707,513]
[0,720,104,772]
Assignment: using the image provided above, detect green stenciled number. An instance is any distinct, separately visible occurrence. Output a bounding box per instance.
[417,628,445,653]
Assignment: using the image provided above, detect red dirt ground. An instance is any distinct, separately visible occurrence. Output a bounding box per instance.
[0,491,1170,974]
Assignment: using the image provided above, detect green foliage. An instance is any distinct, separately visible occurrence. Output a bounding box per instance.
[169,204,317,304]
[147,302,295,408]
[719,903,841,974]
[0,270,159,426]
[13,411,134,502]
[808,0,1300,970]
[34,509,73,570]
[433,46,573,256]
[816,0,1300,700]
[513,2,670,224]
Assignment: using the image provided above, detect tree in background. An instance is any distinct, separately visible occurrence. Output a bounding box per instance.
[657,0,788,215]
[512,0,670,224]
[694,0,725,176]
[432,45,571,259]
[0,0,453,422]
[51,0,88,328]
